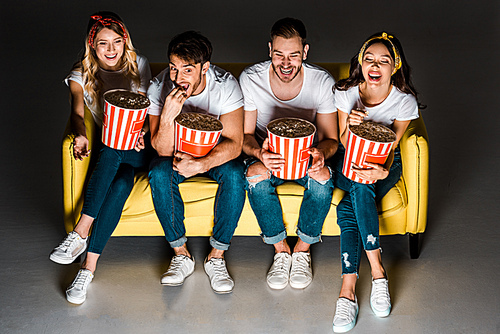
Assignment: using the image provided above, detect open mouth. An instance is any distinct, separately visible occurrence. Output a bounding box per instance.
[105,54,118,60]
[368,72,382,81]
[280,67,293,75]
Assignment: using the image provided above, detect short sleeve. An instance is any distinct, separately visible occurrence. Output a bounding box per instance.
[239,70,256,112]
[334,89,352,114]
[137,55,152,93]
[396,94,419,121]
[220,74,244,115]
[316,74,336,114]
[64,70,84,89]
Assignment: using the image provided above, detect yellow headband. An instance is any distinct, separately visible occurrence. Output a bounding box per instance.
[358,32,401,75]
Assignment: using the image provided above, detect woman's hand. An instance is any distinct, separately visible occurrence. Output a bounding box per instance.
[352,162,389,182]
[347,109,368,126]
[73,135,90,160]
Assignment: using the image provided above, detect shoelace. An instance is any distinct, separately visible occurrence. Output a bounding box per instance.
[335,298,355,320]
[270,254,290,277]
[73,270,92,289]
[290,254,310,276]
[208,259,230,279]
[57,232,79,251]
[372,280,390,302]
[166,255,188,274]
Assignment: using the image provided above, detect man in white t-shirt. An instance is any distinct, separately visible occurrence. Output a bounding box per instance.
[147,31,245,294]
[239,18,339,290]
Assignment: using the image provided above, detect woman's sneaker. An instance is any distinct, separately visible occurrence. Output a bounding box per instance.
[66,269,93,305]
[50,231,87,264]
[333,297,358,333]
[370,278,391,317]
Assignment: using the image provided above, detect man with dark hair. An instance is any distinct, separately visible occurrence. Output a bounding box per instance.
[147,31,245,294]
[240,18,338,290]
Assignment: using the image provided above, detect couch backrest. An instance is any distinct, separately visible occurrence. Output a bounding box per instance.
[150,62,351,81]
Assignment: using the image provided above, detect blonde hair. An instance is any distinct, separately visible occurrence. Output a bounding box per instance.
[73,13,141,109]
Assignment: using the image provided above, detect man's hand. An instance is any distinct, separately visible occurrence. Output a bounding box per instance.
[134,130,146,152]
[173,152,206,178]
[162,86,188,123]
[73,135,90,160]
[258,138,285,172]
[307,147,325,175]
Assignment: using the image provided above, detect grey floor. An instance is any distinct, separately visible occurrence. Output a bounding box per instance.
[1,1,499,333]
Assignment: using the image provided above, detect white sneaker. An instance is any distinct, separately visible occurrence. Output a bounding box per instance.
[50,231,87,264]
[66,269,93,305]
[160,255,195,286]
[289,252,313,289]
[204,258,234,294]
[266,252,292,290]
[370,278,391,317]
[333,297,358,333]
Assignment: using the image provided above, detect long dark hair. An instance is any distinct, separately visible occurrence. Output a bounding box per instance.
[335,32,425,108]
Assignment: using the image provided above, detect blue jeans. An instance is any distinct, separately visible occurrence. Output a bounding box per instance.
[333,146,402,276]
[148,157,246,251]
[87,164,135,254]
[245,159,334,245]
[82,145,151,219]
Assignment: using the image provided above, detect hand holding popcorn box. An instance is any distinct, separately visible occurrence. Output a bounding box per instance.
[266,118,316,180]
[175,113,223,157]
[102,89,150,150]
[342,121,396,184]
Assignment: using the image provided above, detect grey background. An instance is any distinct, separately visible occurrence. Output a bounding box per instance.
[1,1,498,333]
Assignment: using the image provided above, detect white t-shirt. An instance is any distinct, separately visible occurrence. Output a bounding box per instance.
[239,60,336,144]
[334,85,419,127]
[147,64,243,118]
[65,54,151,127]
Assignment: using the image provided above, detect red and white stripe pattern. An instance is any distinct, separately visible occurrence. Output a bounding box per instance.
[267,130,315,180]
[102,102,148,150]
[342,129,394,184]
[175,122,222,158]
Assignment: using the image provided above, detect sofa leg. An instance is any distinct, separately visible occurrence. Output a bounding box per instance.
[409,233,420,259]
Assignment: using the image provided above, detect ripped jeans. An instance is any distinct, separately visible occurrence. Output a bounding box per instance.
[245,158,334,245]
[334,146,402,276]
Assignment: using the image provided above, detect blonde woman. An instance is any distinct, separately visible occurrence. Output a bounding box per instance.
[50,12,152,304]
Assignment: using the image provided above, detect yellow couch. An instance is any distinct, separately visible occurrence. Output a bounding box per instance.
[62,62,429,258]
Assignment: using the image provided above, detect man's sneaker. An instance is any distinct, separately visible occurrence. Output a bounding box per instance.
[266,252,292,290]
[66,269,93,305]
[333,297,358,333]
[204,257,234,294]
[160,255,195,286]
[289,252,313,289]
[370,278,391,317]
[50,231,87,264]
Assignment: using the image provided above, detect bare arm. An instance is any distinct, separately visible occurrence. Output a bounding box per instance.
[173,107,244,178]
[242,109,285,172]
[150,87,187,156]
[68,80,90,160]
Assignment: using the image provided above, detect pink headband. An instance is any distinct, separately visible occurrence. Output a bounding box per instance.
[88,15,128,47]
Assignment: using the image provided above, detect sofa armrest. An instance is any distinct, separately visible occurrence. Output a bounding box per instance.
[398,112,429,234]
[62,106,97,233]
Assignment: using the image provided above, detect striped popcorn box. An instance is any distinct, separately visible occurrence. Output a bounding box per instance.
[342,125,396,184]
[102,90,149,151]
[267,118,316,180]
[175,113,223,158]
